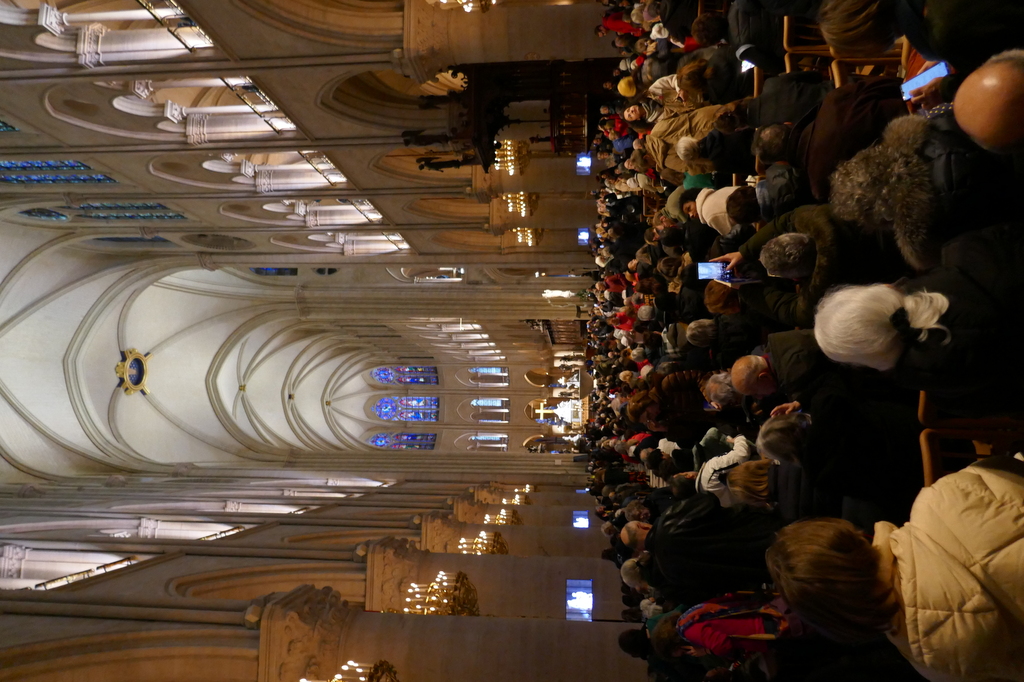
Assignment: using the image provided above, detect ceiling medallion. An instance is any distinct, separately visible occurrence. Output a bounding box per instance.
[115,349,151,395]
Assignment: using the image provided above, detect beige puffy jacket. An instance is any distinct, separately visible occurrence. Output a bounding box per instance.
[877,462,1024,681]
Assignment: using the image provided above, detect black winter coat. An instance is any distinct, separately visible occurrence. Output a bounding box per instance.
[728,1,785,74]
[894,223,1024,417]
[645,492,786,605]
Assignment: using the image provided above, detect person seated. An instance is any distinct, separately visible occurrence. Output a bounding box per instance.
[686,311,764,370]
[727,457,815,522]
[729,329,827,412]
[830,111,1016,271]
[818,0,1024,104]
[721,71,834,130]
[767,456,1024,681]
[752,80,907,202]
[620,491,786,606]
[677,53,755,107]
[693,434,757,506]
[682,185,747,237]
[640,103,728,178]
[720,187,760,252]
[675,130,756,177]
[651,593,804,667]
[717,204,905,328]
[953,49,1024,154]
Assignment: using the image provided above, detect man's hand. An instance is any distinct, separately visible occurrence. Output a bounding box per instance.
[909,76,944,110]
[770,401,801,417]
[711,252,744,272]
[681,471,697,480]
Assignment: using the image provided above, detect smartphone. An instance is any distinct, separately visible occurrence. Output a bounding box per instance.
[697,262,726,280]
[741,60,755,72]
[901,62,949,100]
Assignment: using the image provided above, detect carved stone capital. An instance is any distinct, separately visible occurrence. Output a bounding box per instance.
[256,585,352,682]
[37,4,68,36]
[224,500,243,512]
[163,100,185,124]
[473,484,506,504]
[76,23,107,68]
[364,537,426,612]
[420,512,465,553]
[452,493,488,523]
[400,0,455,83]
[138,517,159,538]
[131,80,154,99]
[185,113,209,146]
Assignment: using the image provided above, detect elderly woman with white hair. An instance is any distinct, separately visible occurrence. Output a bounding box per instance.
[814,222,1024,417]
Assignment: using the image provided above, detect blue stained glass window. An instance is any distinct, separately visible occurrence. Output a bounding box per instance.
[250,268,298,276]
[74,203,169,210]
[373,396,439,422]
[79,212,186,220]
[93,237,170,243]
[19,208,68,221]
[369,433,436,450]
[471,434,506,441]
[370,366,438,385]
[0,119,16,132]
[0,160,91,170]
[0,174,115,184]
[470,367,505,374]
[565,579,594,621]
[471,398,504,407]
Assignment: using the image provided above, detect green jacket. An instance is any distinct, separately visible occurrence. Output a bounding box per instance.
[737,205,847,329]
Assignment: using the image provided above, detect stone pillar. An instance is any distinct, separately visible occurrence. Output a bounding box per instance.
[336,607,644,682]
[363,537,621,619]
[421,512,606,557]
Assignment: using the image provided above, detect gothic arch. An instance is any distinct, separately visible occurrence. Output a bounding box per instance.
[320,70,449,130]
[236,0,403,50]
[170,563,366,600]
[371,147,472,186]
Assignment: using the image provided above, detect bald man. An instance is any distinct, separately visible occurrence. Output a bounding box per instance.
[729,330,828,416]
[954,50,1024,153]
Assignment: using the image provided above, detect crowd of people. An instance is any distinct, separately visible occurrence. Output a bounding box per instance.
[579,0,1024,680]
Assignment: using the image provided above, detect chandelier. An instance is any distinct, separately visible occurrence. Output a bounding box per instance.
[458,530,509,554]
[438,0,494,12]
[501,491,532,505]
[483,508,523,525]
[493,140,531,176]
[402,570,480,616]
[512,228,537,247]
[502,192,538,218]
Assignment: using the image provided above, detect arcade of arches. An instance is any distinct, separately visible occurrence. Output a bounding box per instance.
[0,2,633,682]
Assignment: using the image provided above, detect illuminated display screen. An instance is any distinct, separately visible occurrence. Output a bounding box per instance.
[572,511,590,528]
[575,153,592,175]
[566,579,593,621]
[577,228,590,245]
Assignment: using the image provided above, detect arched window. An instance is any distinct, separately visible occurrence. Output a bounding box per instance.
[374,397,439,422]
[470,367,509,387]
[469,434,508,451]
[470,398,510,423]
[79,211,186,220]
[369,433,436,450]
[0,118,16,132]
[250,268,298,276]
[0,174,115,184]
[371,366,439,385]
[0,160,91,171]
[18,208,68,221]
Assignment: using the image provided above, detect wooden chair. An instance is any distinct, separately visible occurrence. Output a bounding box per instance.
[783,16,831,72]
[752,66,765,97]
[697,0,730,17]
[918,392,1024,484]
[830,56,902,86]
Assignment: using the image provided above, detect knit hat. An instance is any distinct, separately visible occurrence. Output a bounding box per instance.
[618,77,637,98]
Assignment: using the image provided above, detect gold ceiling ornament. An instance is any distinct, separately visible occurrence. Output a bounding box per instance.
[399,570,480,616]
[493,140,531,176]
[483,508,523,525]
[114,349,151,396]
[457,530,509,555]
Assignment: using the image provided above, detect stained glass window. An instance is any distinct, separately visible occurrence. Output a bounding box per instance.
[369,433,436,450]
[470,367,505,374]
[0,160,91,170]
[93,237,170,243]
[469,366,509,386]
[370,366,438,385]
[0,174,115,184]
[250,268,298,276]
[373,396,439,422]
[19,208,68,221]
[75,203,168,210]
[471,398,505,407]
[79,212,186,220]
[0,119,16,132]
